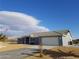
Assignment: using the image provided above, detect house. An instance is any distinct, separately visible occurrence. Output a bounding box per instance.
[17,30,72,46]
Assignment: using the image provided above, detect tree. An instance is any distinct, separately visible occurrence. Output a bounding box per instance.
[0,33,8,42]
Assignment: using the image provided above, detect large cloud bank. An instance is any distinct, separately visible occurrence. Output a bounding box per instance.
[0,11,49,36]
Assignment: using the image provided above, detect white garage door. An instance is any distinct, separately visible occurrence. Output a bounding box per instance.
[42,37,59,46]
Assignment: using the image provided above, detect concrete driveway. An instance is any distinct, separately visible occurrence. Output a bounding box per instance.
[28,45,57,49]
[0,48,38,59]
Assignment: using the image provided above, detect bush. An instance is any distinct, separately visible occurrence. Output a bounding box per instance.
[0,33,8,42]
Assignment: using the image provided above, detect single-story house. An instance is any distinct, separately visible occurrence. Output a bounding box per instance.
[17,30,72,46]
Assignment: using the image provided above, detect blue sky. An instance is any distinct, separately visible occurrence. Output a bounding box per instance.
[0,0,79,39]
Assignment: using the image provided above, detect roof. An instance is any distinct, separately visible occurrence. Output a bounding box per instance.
[31,30,70,37]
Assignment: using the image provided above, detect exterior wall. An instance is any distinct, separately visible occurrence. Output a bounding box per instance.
[42,36,59,46]
[17,37,29,44]
[17,37,40,45]
[58,36,63,46]
[29,37,40,45]
[62,32,72,46]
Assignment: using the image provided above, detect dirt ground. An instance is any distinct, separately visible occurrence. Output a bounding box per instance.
[0,43,28,52]
[24,46,79,59]
[0,43,79,59]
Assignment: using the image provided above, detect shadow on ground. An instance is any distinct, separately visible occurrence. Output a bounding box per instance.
[42,49,79,59]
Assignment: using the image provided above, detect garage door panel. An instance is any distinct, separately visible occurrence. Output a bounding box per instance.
[42,37,59,46]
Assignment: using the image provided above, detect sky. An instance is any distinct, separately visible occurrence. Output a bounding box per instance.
[0,0,79,39]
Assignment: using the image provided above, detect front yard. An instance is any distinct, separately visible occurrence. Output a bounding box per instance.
[0,42,79,59]
[24,46,79,59]
[0,42,28,52]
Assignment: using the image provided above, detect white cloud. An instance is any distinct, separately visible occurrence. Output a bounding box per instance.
[0,11,49,36]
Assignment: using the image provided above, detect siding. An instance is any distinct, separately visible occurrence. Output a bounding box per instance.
[62,32,72,46]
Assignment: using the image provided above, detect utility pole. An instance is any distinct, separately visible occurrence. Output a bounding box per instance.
[30,34,43,57]
[39,37,43,57]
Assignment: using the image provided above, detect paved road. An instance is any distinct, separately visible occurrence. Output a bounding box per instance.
[0,48,38,59]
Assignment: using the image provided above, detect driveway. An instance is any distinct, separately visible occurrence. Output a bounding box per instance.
[28,45,57,49]
[0,48,38,59]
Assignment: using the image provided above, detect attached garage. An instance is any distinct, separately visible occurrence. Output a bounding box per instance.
[42,37,59,46]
